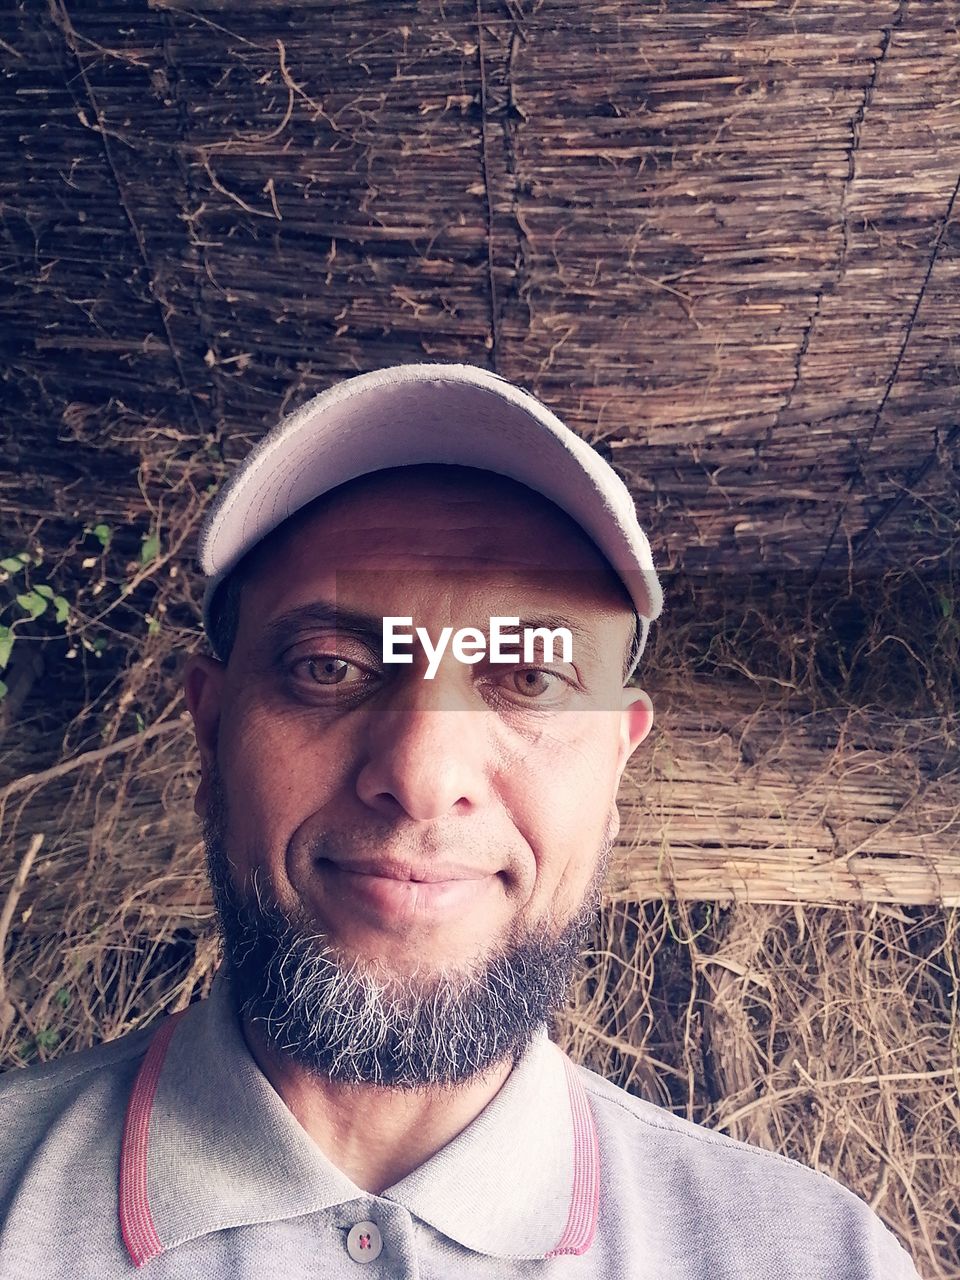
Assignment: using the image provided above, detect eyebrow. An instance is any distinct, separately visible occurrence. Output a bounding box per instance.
[259,602,385,654]
[257,604,602,663]
[511,614,600,665]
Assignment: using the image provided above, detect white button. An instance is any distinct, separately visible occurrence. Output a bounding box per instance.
[346,1219,383,1263]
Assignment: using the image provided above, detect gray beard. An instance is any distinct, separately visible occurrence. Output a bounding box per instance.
[202,762,611,1092]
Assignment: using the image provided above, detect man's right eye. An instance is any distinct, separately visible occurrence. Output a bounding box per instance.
[290,655,369,687]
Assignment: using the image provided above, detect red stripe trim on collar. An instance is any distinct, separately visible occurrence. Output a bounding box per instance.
[545,1054,600,1257]
[119,1010,187,1268]
[117,1009,599,1264]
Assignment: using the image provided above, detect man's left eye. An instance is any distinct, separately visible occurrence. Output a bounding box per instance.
[497,668,569,700]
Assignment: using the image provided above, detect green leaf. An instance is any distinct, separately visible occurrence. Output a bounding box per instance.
[16,591,47,619]
[140,532,160,565]
[54,596,70,624]
[92,523,111,548]
[938,592,954,620]
[0,556,26,574]
[34,1028,60,1051]
[0,679,7,700]
[0,627,12,669]
[54,987,71,1009]
[135,711,145,733]
[34,584,54,599]
[146,615,160,635]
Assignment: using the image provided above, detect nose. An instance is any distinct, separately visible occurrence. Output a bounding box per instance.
[355,679,492,821]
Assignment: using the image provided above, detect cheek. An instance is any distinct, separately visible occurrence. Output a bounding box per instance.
[504,715,621,914]
[214,698,357,882]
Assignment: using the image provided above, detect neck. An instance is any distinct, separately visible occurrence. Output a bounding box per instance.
[240,1012,523,1194]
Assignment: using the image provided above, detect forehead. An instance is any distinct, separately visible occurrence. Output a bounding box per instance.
[234,465,635,634]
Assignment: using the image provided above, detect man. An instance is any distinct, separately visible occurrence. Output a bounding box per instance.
[0,364,920,1278]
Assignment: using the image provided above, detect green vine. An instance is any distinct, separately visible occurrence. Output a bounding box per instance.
[0,519,162,700]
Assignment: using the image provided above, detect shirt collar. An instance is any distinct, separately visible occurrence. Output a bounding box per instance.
[119,964,599,1267]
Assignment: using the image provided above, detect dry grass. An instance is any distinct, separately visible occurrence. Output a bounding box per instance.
[556,899,960,1279]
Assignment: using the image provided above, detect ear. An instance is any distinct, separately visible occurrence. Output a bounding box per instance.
[615,687,653,783]
[183,654,226,818]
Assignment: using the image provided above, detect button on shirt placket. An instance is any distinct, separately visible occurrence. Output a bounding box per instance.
[346,1219,383,1264]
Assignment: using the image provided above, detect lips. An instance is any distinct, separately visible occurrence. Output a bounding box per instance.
[317,857,487,883]
[315,856,497,924]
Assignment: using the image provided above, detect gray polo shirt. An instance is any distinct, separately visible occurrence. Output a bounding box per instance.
[0,964,921,1278]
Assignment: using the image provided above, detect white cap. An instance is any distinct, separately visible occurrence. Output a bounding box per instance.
[198,362,663,670]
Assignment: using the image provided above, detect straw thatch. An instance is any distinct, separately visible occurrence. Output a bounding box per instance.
[1,2,958,1276]
[614,676,959,907]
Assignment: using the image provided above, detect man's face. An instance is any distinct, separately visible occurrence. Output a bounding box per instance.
[185,465,653,1087]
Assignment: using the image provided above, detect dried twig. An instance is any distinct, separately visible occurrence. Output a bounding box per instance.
[0,835,45,1037]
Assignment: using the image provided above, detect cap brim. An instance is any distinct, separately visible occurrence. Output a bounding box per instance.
[199,363,662,656]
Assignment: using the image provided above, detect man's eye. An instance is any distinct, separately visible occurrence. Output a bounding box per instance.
[498,668,568,700]
[291,655,367,687]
